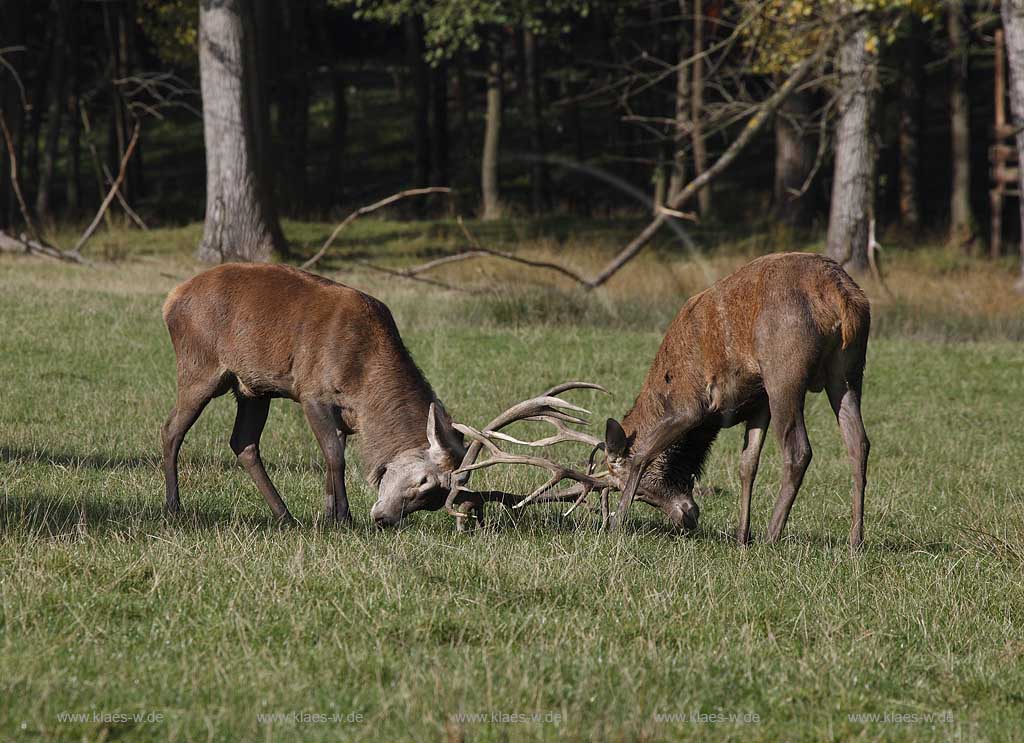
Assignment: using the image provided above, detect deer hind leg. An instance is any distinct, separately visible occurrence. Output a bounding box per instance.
[826,363,870,550]
[230,396,295,524]
[302,400,351,525]
[162,368,225,515]
[737,406,771,546]
[765,386,812,543]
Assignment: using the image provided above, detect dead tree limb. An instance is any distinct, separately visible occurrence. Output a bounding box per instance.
[0,111,43,246]
[71,120,141,256]
[79,106,115,231]
[353,259,477,294]
[299,187,452,270]
[0,112,85,263]
[587,47,828,289]
[455,217,593,286]
[102,160,149,231]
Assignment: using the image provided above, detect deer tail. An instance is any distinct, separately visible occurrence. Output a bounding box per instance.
[836,277,870,350]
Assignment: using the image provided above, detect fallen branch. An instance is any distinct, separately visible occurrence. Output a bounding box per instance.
[71,120,141,256]
[0,230,85,263]
[354,259,476,294]
[455,217,592,287]
[299,187,452,270]
[344,216,594,291]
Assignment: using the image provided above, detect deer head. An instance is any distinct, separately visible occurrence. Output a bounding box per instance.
[370,402,466,527]
[604,416,700,532]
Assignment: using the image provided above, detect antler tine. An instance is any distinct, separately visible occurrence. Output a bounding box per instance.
[453,423,609,512]
[482,395,593,432]
[543,381,609,397]
[443,381,609,521]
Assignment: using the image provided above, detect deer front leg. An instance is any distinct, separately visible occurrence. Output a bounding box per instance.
[303,401,351,525]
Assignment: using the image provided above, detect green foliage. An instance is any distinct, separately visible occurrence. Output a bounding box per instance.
[136,0,199,70]
[333,0,590,61]
[739,0,943,74]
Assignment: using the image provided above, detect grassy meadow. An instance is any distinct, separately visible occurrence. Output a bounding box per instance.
[1,221,1023,742]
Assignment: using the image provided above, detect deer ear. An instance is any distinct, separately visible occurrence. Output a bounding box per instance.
[605,418,630,458]
[427,402,465,460]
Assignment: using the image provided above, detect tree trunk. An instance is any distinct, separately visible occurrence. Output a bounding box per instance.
[773,88,816,225]
[405,14,430,190]
[826,23,878,273]
[197,0,285,262]
[35,0,71,224]
[26,17,56,194]
[898,16,925,232]
[120,0,143,198]
[65,93,81,216]
[1001,0,1024,288]
[327,66,348,207]
[667,12,690,201]
[276,1,310,214]
[948,0,973,247]
[481,38,503,221]
[691,0,710,216]
[430,61,449,187]
[523,28,548,213]
[103,1,128,201]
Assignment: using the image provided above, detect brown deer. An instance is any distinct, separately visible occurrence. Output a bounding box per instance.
[602,252,871,548]
[161,263,473,527]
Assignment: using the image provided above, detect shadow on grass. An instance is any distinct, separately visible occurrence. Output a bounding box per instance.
[1,444,164,473]
[0,493,390,541]
[0,492,288,538]
[0,445,312,474]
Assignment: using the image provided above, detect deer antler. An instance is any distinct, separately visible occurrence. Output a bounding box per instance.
[444,382,614,521]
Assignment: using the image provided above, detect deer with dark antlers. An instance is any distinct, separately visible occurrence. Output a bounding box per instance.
[452,253,871,549]
[161,263,605,526]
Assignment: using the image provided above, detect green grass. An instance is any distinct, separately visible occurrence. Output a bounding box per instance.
[2,243,1023,742]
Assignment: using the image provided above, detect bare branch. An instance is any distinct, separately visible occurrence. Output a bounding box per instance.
[71,120,141,256]
[0,111,42,246]
[455,217,593,287]
[299,187,452,271]
[587,45,829,289]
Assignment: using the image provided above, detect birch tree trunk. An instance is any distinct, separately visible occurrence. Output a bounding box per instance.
[481,38,503,221]
[1000,0,1024,289]
[197,0,285,262]
[948,0,973,247]
[826,23,877,273]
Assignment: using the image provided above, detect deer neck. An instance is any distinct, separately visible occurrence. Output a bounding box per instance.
[353,349,438,486]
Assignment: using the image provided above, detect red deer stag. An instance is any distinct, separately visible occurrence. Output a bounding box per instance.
[600,253,871,547]
[162,263,604,527]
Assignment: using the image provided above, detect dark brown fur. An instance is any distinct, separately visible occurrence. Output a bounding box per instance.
[606,253,871,547]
